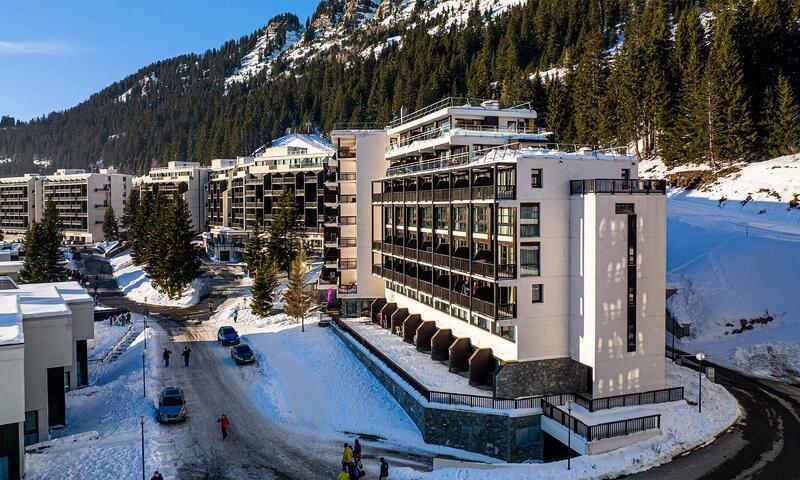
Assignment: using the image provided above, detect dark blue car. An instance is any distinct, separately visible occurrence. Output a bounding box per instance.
[231,344,255,365]
[217,326,240,346]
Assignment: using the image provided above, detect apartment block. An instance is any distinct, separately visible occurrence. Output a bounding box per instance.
[0,278,94,479]
[368,98,666,399]
[203,135,335,261]
[0,175,41,242]
[0,169,133,244]
[320,129,390,316]
[140,161,210,233]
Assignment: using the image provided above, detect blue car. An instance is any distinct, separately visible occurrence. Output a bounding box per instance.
[217,326,240,346]
[231,344,256,365]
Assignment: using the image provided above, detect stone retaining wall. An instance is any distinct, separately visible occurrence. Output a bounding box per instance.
[330,324,543,462]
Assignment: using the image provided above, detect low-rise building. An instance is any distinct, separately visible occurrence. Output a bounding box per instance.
[0,277,94,479]
[140,161,210,233]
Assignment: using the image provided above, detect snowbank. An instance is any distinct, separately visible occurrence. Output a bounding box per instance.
[110,250,210,308]
[88,321,131,361]
[390,362,739,480]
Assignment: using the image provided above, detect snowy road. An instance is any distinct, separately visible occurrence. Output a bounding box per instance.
[91,255,435,479]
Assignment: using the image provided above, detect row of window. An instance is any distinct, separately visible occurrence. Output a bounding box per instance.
[385,204,540,238]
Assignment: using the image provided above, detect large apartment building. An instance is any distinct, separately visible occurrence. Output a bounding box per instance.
[0,169,132,244]
[362,98,666,399]
[203,135,335,261]
[140,161,210,233]
[0,278,94,480]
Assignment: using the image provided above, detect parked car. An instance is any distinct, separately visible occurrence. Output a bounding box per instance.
[231,344,255,365]
[217,326,240,346]
[157,386,187,423]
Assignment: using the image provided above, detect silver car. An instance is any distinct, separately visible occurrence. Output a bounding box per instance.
[157,386,187,423]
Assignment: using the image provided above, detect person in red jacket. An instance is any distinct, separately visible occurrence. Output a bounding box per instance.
[217,414,230,440]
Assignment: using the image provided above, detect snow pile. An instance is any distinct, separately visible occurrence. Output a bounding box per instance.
[390,362,739,479]
[346,318,485,395]
[110,251,211,308]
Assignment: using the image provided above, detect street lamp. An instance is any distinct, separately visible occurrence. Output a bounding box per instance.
[139,415,145,480]
[566,399,573,471]
[141,350,146,398]
[696,352,706,413]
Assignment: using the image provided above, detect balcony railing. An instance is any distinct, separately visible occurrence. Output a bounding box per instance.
[418,279,433,295]
[419,190,433,202]
[372,264,382,276]
[451,292,470,309]
[497,303,516,319]
[497,264,516,279]
[418,250,432,264]
[472,298,494,317]
[570,179,667,195]
[451,256,469,272]
[472,261,495,278]
[433,253,449,267]
[433,285,450,301]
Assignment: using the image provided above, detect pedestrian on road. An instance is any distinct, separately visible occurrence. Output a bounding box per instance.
[336,468,349,480]
[181,347,191,367]
[208,300,214,314]
[162,348,172,367]
[353,438,362,461]
[232,308,238,323]
[379,457,389,480]
[150,471,164,480]
[341,442,353,470]
[217,414,230,440]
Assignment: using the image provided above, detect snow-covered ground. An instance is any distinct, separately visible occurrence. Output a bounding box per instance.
[391,361,739,479]
[87,320,131,361]
[641,156,800,382]
[346,318,485,395]
[26,315,182,480]
[110,251,211,308]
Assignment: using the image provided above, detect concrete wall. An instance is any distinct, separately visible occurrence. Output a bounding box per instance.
[0,344,25,426]
[495,357,588,398]
[22,314,73,439]
[569,193,666,396]
[66,301,93,390]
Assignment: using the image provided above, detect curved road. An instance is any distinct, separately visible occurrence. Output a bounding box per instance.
[85,253,434,480]
[85,252,800,479]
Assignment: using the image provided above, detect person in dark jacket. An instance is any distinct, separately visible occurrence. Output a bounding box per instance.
[150,471,164,480]
[379,457,389,480]
[217,414,230,440]
[162,348,171,367]
[353,439,362,461]
[181,347,191,367]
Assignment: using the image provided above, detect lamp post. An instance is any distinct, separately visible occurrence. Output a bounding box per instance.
[141,349,146,398]
[696,352,705,413]
[139,415,145,480]
[143,310,149,350]
[566,399,573,471]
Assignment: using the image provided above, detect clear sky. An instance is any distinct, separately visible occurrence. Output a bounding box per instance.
[0,0,318,121]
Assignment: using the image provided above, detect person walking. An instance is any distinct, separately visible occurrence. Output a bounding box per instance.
[208,300,214,315]
[150,471,164,480]
[162,348,171,368]
[379,457,389,480]
[181,347,191,367]
[341,442,353,470]
[353,439,362,462]
[217,414,230,440]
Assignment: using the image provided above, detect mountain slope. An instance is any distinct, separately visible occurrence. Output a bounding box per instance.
[0,0,797,175]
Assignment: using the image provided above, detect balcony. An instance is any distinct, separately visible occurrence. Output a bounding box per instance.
[324,235,338,247]
[497,264,516,279]
[418,250,432,264]
[339,283,358,294]
[451,256,469,273]
[372,193,383,203]
[471,185,494,201]
[451,187,470,201]
[403,191,417,202]
[338,147,356,159]
[472,261,495,278]
[497,303,516,319]
[451,292,470,309]
[372,241,381,252]
[418,190,433,202]
[570,179,667,195]
[433,189,449,202]
[372,264,382,276]
[339,259,357,270]
[433,253,449,268]
[433,285,450,301]
[324,216,338,227]
[402,247,417,259]
[418,279,433,295]
[497,185,516,200]
[472,298,494,317]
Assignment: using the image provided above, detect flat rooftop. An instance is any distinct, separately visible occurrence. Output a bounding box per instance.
[0,284,72,319]
[0,296,23,346]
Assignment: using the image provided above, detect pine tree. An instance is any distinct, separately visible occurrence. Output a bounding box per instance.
[251,258,278,316]
[120,188,139,241]
[243,220,268,275]
[545,75,573,143]
[149,193,200,300]
[283,244,317,331]
[267,187,302,272]
[763,74,800,157]
[102,205,119,241]
[19,199,66,284]
[705,9,757,165]
[570,30,607,145]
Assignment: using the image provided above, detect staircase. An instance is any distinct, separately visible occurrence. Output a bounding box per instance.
[104,322,144,363]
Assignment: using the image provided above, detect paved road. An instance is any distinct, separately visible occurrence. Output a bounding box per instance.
[85,252,433,480]
[632,354,800,480]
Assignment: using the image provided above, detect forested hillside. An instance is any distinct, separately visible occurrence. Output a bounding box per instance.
[0,0,798,175]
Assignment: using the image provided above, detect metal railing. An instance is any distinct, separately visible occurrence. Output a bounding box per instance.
[388,97,536,128]
[541,400,662,441]
[574,387,684,412]
[570,179,667,195]
[385,143,520,177]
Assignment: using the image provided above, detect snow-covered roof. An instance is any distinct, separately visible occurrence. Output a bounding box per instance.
[33,281,93,305]
[269,134,334,154]
[0,285,72,319]
[0,296,23,346]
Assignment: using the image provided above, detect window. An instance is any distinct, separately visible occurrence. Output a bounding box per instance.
[472,206,489,234]
[520,203,540,237]
[520,243,540,276]
[531,284,544,303]
[451,206,467,231]
[24,411,39,446]
[531,168,543,188]
[497,325,517,342]
[621,168,631,180]
[497,207,515,236]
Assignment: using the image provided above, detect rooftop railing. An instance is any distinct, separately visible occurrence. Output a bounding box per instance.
[386,125,549,154]
[385,143,520,177]
[388,97,536,127]
[570,179,667,195]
